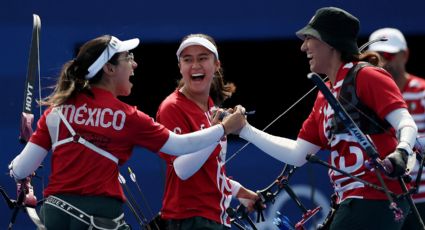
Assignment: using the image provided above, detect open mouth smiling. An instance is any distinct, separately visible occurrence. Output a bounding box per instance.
[191,73,205,80]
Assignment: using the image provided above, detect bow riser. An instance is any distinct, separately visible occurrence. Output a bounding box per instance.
[7,14,46,230]
[308,72,404,221]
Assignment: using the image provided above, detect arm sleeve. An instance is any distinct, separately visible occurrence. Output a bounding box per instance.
[229,179,242,197]
[159,125,223,155]
[9,142,48,180]
[157,97,224,157]
[173,143,218,180]
[385,108,418,153]
[239,123,321,166]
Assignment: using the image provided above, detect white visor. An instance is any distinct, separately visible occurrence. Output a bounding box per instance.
[176,36,218,61]
[85,36,140,79]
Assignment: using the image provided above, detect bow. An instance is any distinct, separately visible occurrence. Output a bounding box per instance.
[1,173,46,230]
[3,14,46,229]
[227,164,321,230]
[19,14,41,143]
[254,165,321,229]
[223,80,323,229]
[308,72,405,220]
[225,38,398,229]
[223,73,325,230]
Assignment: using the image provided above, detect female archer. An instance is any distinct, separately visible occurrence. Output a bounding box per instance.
[237,7,417,230]
[8,34,246,230]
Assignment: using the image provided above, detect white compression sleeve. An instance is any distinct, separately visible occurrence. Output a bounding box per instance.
[229,179,242,197]
[10,142,48,180]
[386,108,418,170]
[173,144,218,180]
[385,108,418,150]
[160,125,223,156]
[239,124,320,167]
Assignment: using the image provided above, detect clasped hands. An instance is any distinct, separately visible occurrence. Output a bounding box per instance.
[212,105,248,135]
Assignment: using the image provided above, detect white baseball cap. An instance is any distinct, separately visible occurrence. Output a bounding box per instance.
[86,36,140,79]
[368,28,407,53]
[176,36,219,61]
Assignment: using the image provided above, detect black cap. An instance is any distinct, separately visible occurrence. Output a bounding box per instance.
[296,7,360,55]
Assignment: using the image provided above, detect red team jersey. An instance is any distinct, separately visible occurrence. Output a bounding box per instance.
[402,74,425,203]
[29,87,170,201]
[156,90,232,227]
[298,62,407,203]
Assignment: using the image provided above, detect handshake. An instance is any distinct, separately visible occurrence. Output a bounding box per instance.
[212,105,254,135]
[216,109,256,121]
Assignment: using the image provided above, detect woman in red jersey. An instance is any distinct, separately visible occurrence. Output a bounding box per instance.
[156,34,258,230]
[9,34,246,230]
[237,7,418,230]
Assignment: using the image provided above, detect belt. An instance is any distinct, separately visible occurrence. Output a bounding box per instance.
[45,195,126,230]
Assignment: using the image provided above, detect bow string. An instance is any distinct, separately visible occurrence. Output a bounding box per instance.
[225,38,394,229]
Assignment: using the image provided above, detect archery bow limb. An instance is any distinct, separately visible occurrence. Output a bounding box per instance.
[7,182,25,230]
[397,176,425,228]
[19,14,41,144]
[7,14,46,230]
[307,72,403,221]
[227,164,320,229]
[19,176,46,230]
[254,165,321,229]
[6,174,46,230]
[22,14,46,230]
[223,85,324,229]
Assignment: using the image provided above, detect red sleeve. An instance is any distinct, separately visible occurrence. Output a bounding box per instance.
[356,66,407,119]
[129,108,170,153]
[29,108,53,150]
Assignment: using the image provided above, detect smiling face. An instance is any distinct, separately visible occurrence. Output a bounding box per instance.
[178,45,220,96]
[300,35,336,75]
[110,51,138,96]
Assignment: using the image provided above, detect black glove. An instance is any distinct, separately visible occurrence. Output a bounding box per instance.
[383,148,408,177]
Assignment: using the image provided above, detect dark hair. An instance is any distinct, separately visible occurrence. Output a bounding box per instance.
[341,50,380,66]
[41,35,120,107]
[177,34,236,106]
